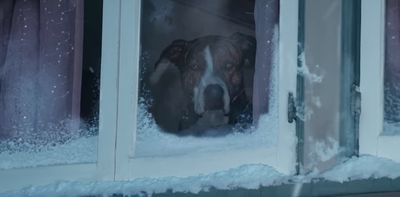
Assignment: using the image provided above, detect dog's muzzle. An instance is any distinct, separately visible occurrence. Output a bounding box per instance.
[193,46,230,115]
[194,79,230,115]
[204,84,224,110]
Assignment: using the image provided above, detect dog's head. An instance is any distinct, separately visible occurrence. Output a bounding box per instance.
[150,33,255,126]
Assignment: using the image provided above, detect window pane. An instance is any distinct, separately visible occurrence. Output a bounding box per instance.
[0,0,103,169]
[301,0,343,172]
[384,0,400,135]
[137,0,279,156]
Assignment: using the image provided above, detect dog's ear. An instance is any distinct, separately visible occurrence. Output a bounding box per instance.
[230,33,256,57]
[230,33,256,102]
[150,39,190,85]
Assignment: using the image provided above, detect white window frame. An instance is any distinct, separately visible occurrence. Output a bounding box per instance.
[0,0,302,191]
[0,0,119,192]
[360,0,400,162]
[114,0,299,180]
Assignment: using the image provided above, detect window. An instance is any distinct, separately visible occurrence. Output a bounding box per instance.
[360,0,400,162]
[384,0,400,135]
[0,0,102,169]
[136,0,280,156]
[297,0,360,173]
[114,0,298,179]
[0,0,300,190]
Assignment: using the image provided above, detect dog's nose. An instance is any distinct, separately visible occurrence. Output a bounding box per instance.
[204,84,224,110]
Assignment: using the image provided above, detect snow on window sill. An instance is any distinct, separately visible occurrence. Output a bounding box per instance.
[2,155,400,196]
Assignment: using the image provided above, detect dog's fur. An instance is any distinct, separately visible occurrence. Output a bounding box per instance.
[150,33,255,135]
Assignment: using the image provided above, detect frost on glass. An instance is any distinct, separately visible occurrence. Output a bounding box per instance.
[300,0,343,173]
[384,0,400,135]
[0,0,102,169]
[136,0,279,157]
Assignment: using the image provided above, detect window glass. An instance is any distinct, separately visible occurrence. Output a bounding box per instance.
[0,0,103,169]
[137,0,279,156]
[299,0,360,173]
[384,0,400,135]
[300,0,343,172]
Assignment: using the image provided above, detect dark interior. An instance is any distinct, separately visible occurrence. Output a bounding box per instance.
[80,0,103,127]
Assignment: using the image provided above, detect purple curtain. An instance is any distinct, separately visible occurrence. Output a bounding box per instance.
[0,0,84,140]
[253,0,279,122]
[385,0,400,123]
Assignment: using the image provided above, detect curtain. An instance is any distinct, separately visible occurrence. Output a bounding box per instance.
[253,0,279,122]
[385,0,400,124]
[0,0,84,140]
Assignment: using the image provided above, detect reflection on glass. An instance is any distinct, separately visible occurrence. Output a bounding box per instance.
[0,0,102,169]
[137,0,279,156]
[384,0,400,135]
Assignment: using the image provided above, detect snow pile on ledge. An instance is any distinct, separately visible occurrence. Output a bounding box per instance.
[2,164,285,197]
[3,155,400,197]
[321,155,400,182]
[0,136,97,170]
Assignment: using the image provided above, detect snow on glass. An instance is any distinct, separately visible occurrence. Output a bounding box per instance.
[0,1,98,169]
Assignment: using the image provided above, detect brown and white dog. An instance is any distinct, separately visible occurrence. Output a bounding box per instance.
[149,33,255,136]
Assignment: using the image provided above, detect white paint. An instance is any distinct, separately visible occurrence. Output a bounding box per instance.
[96,0,121,180]
[115,0,142,181]
[276,0,299,174]
[360,0,400,162]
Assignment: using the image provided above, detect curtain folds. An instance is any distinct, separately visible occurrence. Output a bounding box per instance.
[253,0,279,122]
[0,0,84,140]
[385,0,400,124]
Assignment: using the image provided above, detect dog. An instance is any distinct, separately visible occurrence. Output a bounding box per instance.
[149,33,255,136]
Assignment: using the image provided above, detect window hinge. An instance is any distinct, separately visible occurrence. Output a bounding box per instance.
[351,84,361,117]
[351,83,361,156]
[288,92,297,123]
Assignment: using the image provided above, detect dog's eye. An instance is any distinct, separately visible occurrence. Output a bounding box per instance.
[192,64,199,70]
[225,63,233,70]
